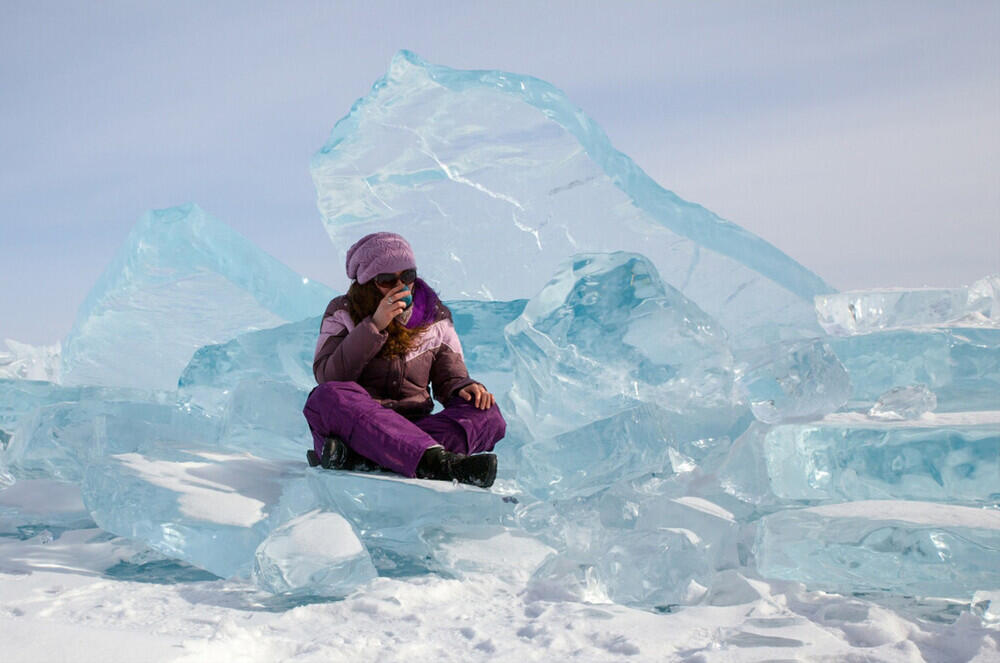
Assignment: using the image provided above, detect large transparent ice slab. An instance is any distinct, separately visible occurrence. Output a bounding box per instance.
[4,399,220,482]
[526,475,742,609]
[177,317,318,459]
[516,403,734,500]
[179,316,322,413]
[311,51,832,346]
[0,379,166,447]
[449,300,527,367]
[61,204,334,390]
[306,468,519,576]
[505,252,739,441]
[756,501,1000,598]
[81,447,315,578]
[215,378,311,461]
[816,275,999,336]
[830,328,1000,412]
[252,509,377,597]
[517,404,675,499]
[763,412,1000,505]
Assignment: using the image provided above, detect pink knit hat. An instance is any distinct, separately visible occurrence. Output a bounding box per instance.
[345,232,417,284]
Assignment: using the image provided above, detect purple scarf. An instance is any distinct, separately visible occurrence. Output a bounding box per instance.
[404,278,440,329]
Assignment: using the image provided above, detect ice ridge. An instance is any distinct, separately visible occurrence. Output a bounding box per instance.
[311,50,833,346]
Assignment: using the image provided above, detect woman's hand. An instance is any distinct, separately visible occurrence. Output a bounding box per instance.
[457,383,495,410]
[372,283,410,331]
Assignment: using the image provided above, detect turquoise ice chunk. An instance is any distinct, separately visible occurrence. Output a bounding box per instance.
[0,479,95,537]
[252,509,377,597]
[517,404,676,499]
[81,446,315,579]
[0,379,167,445]
[312,51,832,347]
[527,474,742,609]
[448,299,526,375]
[505,252,739,442]
[756,501,1000,599]
[816,275,999,336]
[830,328,1000,412]
[306,468,519,576]
[4,399,220,482]
[179,316,322,412]
[763,412,1000,504]
[61,204,334,390]
[737,338,850,423]
[869,384,937,420]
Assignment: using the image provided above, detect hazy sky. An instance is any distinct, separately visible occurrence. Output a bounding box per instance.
[2,1,998,344]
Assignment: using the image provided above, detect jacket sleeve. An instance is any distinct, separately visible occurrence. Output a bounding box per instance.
[429,320,477,404]
[313,313,387,384]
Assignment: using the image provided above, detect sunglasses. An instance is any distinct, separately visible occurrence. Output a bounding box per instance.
[373,268,417,287]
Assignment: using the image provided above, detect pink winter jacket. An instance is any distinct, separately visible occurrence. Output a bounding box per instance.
[312,287,476,418]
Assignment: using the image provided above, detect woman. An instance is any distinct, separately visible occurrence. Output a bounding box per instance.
[303,232,505,488]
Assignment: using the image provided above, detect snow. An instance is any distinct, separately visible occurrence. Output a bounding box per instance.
[2,539,998,662]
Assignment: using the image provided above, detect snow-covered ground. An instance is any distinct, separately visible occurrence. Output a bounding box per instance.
[1,487,998,663]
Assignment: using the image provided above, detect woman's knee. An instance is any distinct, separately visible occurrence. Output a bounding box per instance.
[476,403,507,444]
[305,381,370,411]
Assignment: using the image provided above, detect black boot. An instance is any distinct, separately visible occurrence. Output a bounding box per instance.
[416,446,497,488]
[307,436,383,472]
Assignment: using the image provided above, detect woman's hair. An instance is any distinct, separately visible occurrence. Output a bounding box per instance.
[346,280,429,358]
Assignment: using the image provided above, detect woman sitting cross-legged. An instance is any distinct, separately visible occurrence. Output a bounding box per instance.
[303,232,506,488]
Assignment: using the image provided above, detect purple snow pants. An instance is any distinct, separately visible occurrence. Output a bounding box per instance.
[302,381,506,478]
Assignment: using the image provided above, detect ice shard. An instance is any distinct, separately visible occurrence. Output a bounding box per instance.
[869,384,937,420]
[526,474,742,609]
[0,379,166,448]
[81,446,315,578]
[61,204,335,390]
[756,501,1000,598]
[516,404,676,499]
[505,252,738,441]
[448,299,526,396]
[306,469,519,576]
[178,316,322,413]
[736,338,850,423]
[829,328,1000,412]
[4,399,220,483]
[252,509,377,597]
[815,275,1000,337]
[311,50,832,346]
[0,339,61,382]
[763,412,1000,504]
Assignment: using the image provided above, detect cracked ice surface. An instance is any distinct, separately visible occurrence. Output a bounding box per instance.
[311,51,832,347]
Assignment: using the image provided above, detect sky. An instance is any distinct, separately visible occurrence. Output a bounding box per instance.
[2,0,998,344]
